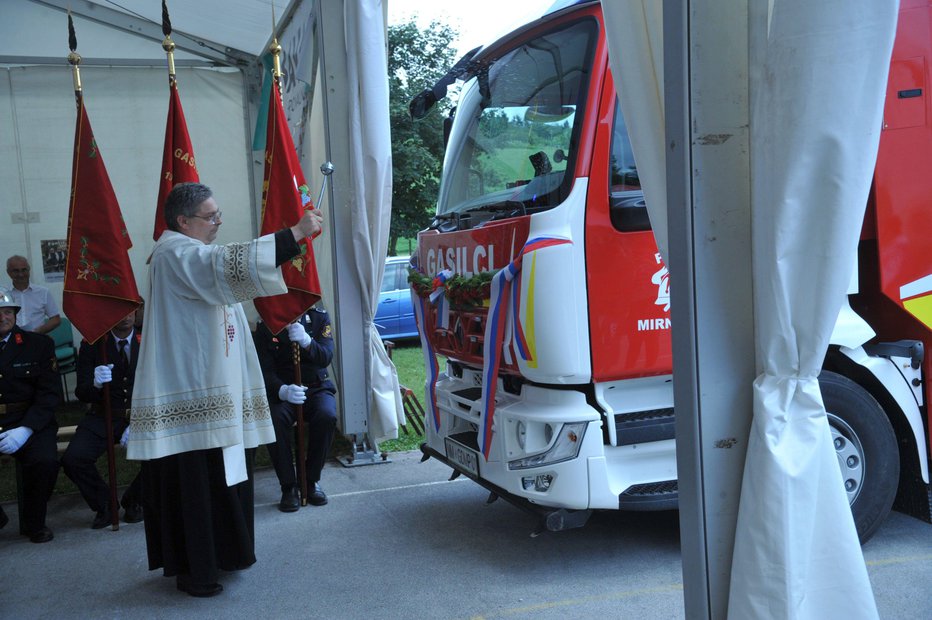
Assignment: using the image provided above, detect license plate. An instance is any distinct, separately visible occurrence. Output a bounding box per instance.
[445,438,479,477]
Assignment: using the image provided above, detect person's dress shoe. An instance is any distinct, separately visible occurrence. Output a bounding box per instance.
[91,510,111,529]
[122,503,143,523]
[278,486,300,513]
[307,482,328,506]
[176,575,223,598]
[0,505,8,529]
[27,526,54,543]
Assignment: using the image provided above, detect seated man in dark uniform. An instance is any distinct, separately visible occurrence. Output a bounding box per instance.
[253,305,337,511]
[0,291,60,543]
[62,310,143,528]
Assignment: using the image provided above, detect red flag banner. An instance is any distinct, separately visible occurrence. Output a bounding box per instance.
[153,81,199,240]
[254,82,322,334]
[63,97,141,343]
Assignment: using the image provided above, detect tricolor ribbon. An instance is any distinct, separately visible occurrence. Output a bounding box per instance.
[478,236,572,459]
[428,269,454,330]
[410,258,442,432]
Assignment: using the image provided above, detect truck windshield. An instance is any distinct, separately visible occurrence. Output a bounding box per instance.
[437,18,598,224]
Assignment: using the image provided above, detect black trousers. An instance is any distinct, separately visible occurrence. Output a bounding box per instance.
[10,423,59,534]
[141,447,257,587]
[61,414,142,514]
[266,390,336,491]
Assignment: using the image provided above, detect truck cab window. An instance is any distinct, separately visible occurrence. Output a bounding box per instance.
[609,99,649,232]
[437,19,598,228]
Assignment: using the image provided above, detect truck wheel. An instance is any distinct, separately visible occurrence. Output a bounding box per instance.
[819,371,899,544]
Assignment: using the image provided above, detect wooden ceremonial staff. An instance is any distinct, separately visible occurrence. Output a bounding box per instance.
[292,340,308,506]
[100,336,120,530]
[69,13,119,531]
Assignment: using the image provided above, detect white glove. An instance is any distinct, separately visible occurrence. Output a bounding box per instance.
[0,426,33,454]
[279,384,308,405]
[120,427,130,447]
[93,364,114,389]
[287,323,313,349]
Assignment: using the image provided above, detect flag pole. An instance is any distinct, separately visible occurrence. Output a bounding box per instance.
[269,21,309,506]
[68,12,119,531]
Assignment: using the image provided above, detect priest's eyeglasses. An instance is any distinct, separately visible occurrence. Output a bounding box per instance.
[189,210,223,224]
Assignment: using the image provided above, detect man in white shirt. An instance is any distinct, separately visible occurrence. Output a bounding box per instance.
[5,256,61,335]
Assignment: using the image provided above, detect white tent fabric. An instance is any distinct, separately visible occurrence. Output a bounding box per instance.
[600,1,667,260]
[603,0,898,615]
[0,65,254,315]
[730,1,896,616]
[343,0,404,442]
[4,0,400,446]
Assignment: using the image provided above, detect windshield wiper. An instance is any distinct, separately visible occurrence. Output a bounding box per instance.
[465,200,526,214]
[430,201,527,231]
[429,211,465,231]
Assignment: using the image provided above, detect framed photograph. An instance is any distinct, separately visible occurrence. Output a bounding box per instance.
[41,239,67,283]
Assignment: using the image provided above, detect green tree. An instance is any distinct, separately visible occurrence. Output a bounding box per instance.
[388,19,459,256]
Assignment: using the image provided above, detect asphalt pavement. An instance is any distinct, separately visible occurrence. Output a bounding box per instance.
[0,450,930,619]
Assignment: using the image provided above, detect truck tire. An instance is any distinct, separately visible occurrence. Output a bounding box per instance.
[819,371,899,544]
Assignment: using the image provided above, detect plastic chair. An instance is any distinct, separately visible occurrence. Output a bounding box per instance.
[49,317,78,400]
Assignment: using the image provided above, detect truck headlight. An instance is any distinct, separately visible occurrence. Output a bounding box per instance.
[508,422,587,470]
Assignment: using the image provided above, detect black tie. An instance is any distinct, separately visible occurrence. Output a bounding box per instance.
[117,339,129,368]
[0,339,5,352]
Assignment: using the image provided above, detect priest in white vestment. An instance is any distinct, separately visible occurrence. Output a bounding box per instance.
[127,182,322,597]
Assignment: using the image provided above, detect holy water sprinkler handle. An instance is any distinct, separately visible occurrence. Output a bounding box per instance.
[316,161,334,208]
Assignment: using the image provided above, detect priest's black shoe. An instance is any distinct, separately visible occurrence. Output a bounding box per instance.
[92,510,111,529]
[176,575,223,598]
[122,503,143,523]
[26,526,54,543]
[0,504,8,529]
[307,482,328,506]
[279,486,300,512]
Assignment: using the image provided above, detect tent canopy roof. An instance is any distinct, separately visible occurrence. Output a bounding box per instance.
[25,0,302,65]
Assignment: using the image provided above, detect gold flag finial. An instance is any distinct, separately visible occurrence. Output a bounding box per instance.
[162,35,177,82]
[270,36,282,81]
[161,1,176,83]
[67,11,83,99]
[270,1,282,88]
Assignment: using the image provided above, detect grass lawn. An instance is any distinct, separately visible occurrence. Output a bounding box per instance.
[393,237,418,257]
[0,341,436,502]
[378,339,437,453]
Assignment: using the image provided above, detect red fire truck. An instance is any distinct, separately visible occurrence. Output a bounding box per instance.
[409,0,931,542]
